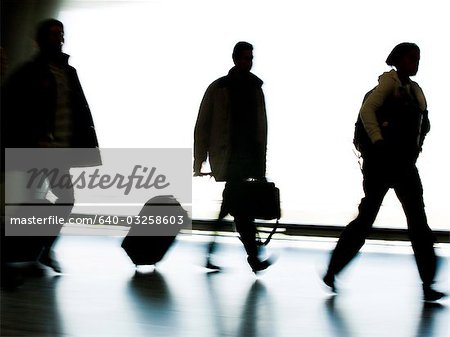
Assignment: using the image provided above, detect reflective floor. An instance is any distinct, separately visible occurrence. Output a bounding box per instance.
[1,234,449,337]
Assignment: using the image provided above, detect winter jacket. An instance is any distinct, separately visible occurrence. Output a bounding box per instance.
[360,69,429,161]
[360,70,427,142]
[194,68,267,182]
[1,52,100,167]
[2,53,99,149]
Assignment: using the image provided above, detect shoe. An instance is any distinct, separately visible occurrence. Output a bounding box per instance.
[247,257,272,273]
[323,273,337,293]
[39,254,62,273]
[205,260,222,271]
[423,286,446,302]
[28,263,47,277]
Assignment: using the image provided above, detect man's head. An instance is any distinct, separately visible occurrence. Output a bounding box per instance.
[386,42,420,77]
[36,18,64,55]
[232,41,253,74]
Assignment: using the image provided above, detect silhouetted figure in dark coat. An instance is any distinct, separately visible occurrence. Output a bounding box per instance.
[323,43,445,302]
[1,19,100,282]
[194,42,271,272]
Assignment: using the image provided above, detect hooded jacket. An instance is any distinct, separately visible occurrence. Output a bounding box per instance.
[360,69,427,143]
[359,69,429,160]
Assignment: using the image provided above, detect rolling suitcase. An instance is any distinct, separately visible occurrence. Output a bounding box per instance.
[121,195,189,266]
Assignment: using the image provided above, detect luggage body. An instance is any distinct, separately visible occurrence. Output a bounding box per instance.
[121,236,176,266]
[121,195,189,266]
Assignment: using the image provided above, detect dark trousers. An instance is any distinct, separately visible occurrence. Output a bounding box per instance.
[1,167,74,263]
[220,182,259,259]
[326,157,437,286]
[40,166,75,252]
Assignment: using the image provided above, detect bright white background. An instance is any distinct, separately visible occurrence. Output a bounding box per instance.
[57,0,449,229]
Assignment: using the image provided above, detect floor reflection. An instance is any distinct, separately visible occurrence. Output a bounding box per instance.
[415,302,448,337]
[1,274,64,336]
[237,280,275,337]
[205,273,275,337]
[324,296,351,337]
[1,236,448,337]
[126,269,178,335]
[324,294,449,337]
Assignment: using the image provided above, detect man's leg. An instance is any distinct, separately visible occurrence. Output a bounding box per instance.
[234,215,259,258]
[394,165,444,301]
[234,215,271,272]
[324,159,389,290]
[39,167,74,272]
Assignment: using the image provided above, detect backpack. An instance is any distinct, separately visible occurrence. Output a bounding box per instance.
[353,88,376,154]
[353,86,430,157]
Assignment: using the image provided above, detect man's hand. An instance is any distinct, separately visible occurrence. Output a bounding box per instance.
[194,171,212,177]
[193,159,204,176]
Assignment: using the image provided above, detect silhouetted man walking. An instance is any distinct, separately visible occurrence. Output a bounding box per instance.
[1,19,100,279]
[323,42,445,302]
[194,42,271,272]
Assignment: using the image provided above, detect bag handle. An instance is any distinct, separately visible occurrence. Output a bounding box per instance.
[258,219,280,246]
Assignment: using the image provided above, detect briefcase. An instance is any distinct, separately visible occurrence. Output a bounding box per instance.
[222,180,281,220]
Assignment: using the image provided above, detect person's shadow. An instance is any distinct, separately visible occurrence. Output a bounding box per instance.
[237,280,275,337]
[126,269,177,332]
[324,296,352,337]
[1,275,64,336]
[414,302,447,337]
[324,296,448,337]
[205,273,275,337]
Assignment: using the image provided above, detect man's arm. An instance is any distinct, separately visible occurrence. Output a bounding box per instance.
[360,75,396,144]
[193,84,214,175]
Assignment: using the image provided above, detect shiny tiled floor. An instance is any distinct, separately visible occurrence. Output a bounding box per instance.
[1,234,449,337]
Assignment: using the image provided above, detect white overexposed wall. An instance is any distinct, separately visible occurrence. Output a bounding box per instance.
[58,0,449,229]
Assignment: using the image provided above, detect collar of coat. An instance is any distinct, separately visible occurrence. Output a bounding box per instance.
[34,52,71,67]
[217,67,263,88]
